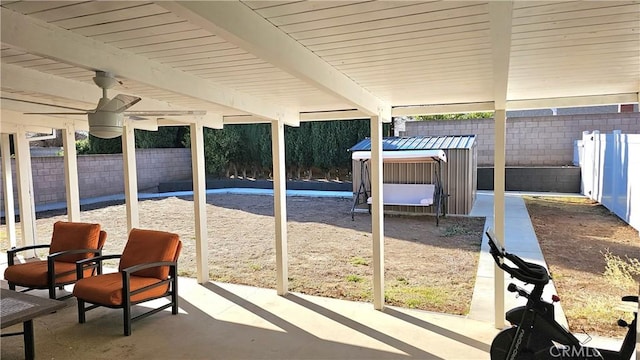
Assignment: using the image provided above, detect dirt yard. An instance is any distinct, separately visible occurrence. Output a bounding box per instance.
[4,193,636,336]
[1,194,484,315]
[524,196,639,338]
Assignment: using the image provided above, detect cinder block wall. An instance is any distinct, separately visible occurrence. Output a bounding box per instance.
[0,148,192,208]
[404,113,640,166]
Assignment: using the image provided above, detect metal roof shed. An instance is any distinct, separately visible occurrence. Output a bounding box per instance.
[350,135,477,216]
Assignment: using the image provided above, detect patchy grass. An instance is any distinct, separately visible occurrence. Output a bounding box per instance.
[602,250,640,289]
[441,223,475,237]
[350,256,369,266]
[249,263,263,272]
[385,285,449,310]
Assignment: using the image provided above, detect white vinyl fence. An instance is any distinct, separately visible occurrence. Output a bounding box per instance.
[578,130,640,234]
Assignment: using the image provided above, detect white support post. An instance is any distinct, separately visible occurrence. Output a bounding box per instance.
[494,109,507,328]
[122,125,139,231]
[370,115,385,310]
[14,127,37,248]
[271,120,288,295]
[189,122,209,284]
[1,134,17,248]
[62,123,81,221]
[488,0,512,329]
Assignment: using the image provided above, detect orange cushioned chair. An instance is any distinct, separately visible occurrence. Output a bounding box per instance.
[73,228,182,336]
[4,221,107,300]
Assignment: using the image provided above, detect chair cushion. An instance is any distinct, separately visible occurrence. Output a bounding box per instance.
[4,260,95,288]
[119,229,181,280]
[49,221,102,263]
[72,273,170,306]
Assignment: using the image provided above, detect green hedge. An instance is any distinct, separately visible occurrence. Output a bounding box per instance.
[81,120,389,179]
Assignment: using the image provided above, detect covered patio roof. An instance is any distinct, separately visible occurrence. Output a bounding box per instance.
[2,1,638,118]
[1,0,639,333]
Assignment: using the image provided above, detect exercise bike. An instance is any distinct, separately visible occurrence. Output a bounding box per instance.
[486,230,637,360]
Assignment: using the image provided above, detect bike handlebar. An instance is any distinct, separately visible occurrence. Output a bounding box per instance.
[486,231,550,286]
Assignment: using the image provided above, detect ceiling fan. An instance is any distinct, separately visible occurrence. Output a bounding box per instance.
[20,71,204,139]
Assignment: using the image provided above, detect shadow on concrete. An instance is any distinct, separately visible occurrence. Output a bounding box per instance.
[382,307,490,353]
[1,282,414,360]
[282,292,441,359]
[201,282,431,359]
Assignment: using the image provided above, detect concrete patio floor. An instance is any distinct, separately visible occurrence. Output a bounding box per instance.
[1,277,498,360]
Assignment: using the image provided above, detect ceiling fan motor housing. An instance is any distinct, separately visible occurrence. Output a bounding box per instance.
[88,111,124,139]
[93,71,119,90]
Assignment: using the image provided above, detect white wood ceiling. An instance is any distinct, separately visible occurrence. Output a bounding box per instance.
[1,0,639,127]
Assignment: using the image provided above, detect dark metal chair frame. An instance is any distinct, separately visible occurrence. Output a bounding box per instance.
[7,245,103,300]
[75,254,179,336]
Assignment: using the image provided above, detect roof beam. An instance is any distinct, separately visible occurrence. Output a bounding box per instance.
[393,102,495,116]
[223,115,270,125]
[507,93,640,110]
[158,114,224,129]
[2,63,98,107]
[224,110,372,124]
[126,119,158,132]
[389,92,640,115]
[300,110,369,122]
[1,8,298,126]
[161,1,390,120]
[489,1,513,110]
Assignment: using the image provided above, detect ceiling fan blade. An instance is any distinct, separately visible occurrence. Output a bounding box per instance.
[23,112,89,115]
[96,94,141,112]
[124,110,206,117]
[1,96,89,112]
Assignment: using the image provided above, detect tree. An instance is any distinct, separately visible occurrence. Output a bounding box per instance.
[135,126,188,148]
[187,119,375,180]
[184,126,240,177]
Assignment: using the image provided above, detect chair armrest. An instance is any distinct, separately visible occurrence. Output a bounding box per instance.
[46,249,104,282]
[7,244,51,266]
[122,261,177,275]
[48,248,103,260]
[77,254,122,265]
[76,254,122,280]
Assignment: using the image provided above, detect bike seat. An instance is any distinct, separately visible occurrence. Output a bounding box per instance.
[622,295,638,303]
